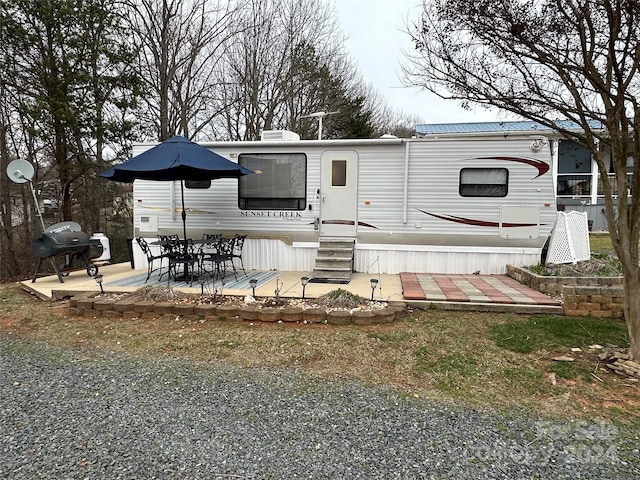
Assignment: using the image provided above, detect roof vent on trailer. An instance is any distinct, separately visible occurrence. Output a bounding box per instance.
[260,130,300,141]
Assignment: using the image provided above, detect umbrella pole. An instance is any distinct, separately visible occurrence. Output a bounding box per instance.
[180,180,188,254]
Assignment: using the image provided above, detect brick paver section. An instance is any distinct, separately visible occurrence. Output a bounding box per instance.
[482,276,536,304]
[417,275,447,301]
[495,275,562,306]
[462,275,514,304]
[399,272,426,300]
[432,275,469,302]
[453,277,491,303]
[401,273,561,306]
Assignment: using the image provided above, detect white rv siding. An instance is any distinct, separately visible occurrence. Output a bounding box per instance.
[130,135,556,274]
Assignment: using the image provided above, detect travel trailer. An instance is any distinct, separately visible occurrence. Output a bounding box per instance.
[417,120,633,232]
[129,130,557,277]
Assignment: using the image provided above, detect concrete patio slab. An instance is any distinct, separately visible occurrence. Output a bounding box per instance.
[19,262,563,314]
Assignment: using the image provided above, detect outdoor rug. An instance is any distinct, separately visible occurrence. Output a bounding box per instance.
[105,269,280,291]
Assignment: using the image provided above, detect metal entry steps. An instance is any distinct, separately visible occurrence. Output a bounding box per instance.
[311,239,355,284]
[400,272,561,306]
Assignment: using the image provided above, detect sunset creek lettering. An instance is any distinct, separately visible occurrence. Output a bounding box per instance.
[240,211,303,219]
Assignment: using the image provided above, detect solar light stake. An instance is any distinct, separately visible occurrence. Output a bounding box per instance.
[300,276,309,299]
[198,276,206,295]
[370,278,379,301]
[249,278,258,297]
[94,274,104,293]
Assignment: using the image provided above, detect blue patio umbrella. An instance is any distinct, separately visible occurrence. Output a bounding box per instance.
[100,135,253,244]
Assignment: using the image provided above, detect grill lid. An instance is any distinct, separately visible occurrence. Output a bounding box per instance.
[32,222,99,259]
[45,221,82,234]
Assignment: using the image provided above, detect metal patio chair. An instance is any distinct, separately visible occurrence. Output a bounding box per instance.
[231,234,248,277]
[165,238,199,286]
[198,234,223,278]
[208,236,236,282]
[156,234,180,281]
[136,237,166,283]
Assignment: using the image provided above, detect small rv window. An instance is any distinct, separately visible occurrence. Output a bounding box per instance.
[459,168,508,197]
[238,153,307,210]
[332,160,347,187]
[185,180,211,189]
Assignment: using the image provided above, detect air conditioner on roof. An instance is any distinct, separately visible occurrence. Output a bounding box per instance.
[260,130,300,141]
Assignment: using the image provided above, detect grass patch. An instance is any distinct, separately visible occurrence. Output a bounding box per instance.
[413,347,482,397]
[1,283,639,423]
[414,351,479,377]
[431,354,480,396]
[589,233,615,253]
[501,366,546,394]
[548,362,592,382]
[588,232,640,253]
[413,345,431,377]
[0,288,37,314]
[367,330,413,344]
[489,315,628,353]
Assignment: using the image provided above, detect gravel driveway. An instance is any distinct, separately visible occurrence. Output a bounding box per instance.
[1,337,638,479]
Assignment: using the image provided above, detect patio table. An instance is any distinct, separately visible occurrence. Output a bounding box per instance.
[150,239,202,285]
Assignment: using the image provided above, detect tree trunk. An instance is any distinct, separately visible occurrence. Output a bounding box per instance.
[624,270,640,361]
[0,122,16,280]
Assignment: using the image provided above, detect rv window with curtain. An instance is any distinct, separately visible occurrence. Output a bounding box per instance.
[238,153,307,210]
[459,168,508,197]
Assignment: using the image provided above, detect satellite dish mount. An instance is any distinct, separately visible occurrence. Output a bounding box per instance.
[300,111,339,140]
[6,159,46,231]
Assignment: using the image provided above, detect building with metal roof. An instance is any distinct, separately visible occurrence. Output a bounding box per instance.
[415,120,602,136]
[415,121,547,136]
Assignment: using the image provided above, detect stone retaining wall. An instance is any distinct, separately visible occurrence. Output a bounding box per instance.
[506,264,623,296]
[562,285,624,319]
[507,264,624,319]
[68,295,407,326]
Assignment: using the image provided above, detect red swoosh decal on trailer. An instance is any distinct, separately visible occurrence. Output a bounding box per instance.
[475,156,550,178]
[321,220,379,229]
[322,219,355,226]
[416,209,538,228]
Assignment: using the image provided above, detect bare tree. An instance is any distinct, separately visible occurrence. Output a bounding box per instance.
[126,0,385,142]
[126,0,242,141]
[214,0,359,140]
[363,83,421,138]
[403,0,640,360]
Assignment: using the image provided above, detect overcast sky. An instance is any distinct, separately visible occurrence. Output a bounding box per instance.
[334,0,509,124]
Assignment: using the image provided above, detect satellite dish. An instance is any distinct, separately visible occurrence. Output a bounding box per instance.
[6,158,46,231]
[7,159,35,184]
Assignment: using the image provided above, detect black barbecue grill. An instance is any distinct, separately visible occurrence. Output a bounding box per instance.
[32,221,103,283]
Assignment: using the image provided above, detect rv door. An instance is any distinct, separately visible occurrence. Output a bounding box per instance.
[319,150,359,237]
